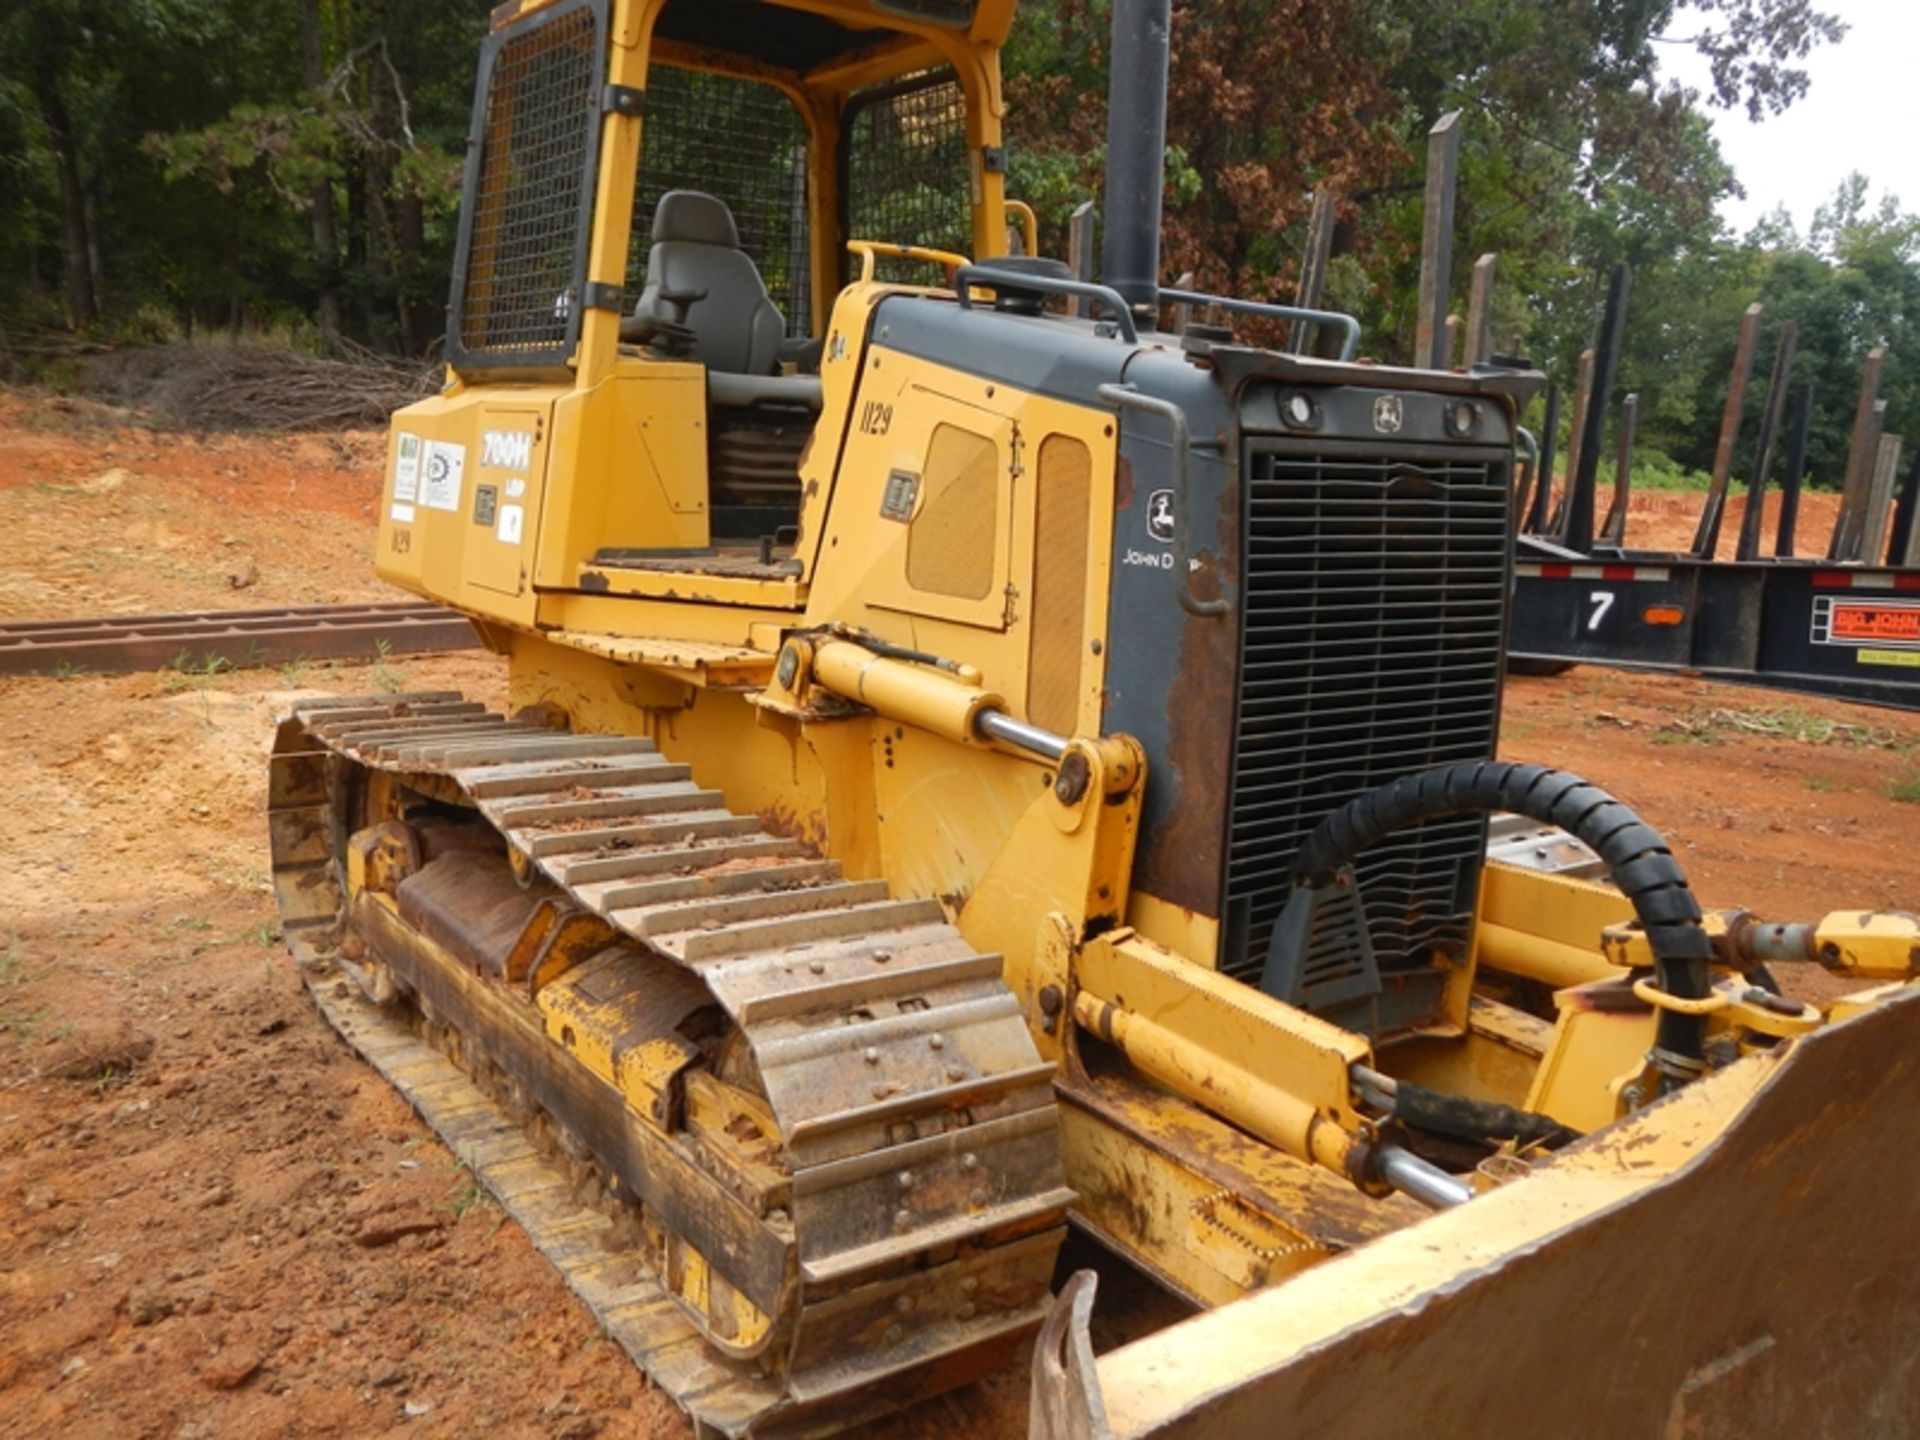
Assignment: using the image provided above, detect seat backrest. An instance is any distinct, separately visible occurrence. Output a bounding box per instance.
[633,191,785,376]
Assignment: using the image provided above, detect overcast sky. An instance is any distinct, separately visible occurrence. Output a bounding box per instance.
[1654,0,1920,238]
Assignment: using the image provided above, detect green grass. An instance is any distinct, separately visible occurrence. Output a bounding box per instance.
[0,935,59,1043]
[1887,773,1920,804]
[446,1155,496,1220]
[369,637,408,693]
[1661,705,1908,750]
[1803,774,1844,793]
[1625,450,1717,493]
[158,650,232,694]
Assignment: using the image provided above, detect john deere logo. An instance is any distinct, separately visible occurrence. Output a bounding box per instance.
[1147,489,1176,543]
[1372,395,1404,434]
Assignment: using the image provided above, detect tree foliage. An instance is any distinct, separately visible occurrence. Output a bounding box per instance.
[1,0,1909,487]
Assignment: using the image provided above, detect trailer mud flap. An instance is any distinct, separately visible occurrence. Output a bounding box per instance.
[1031,984,1920,1440]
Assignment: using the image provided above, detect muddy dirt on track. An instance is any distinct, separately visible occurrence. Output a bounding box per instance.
[1,392,1918,1439]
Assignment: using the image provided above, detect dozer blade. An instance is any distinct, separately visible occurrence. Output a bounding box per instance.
[268,693,1071,1438]
[1032,983,1920,1440]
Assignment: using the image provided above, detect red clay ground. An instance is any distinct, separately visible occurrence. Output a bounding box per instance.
[1,390,1917,1438]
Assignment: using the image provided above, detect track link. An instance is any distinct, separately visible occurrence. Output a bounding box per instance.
[269,692,1070,1437]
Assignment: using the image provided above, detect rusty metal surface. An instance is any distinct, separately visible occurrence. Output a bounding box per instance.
[1044,985,1920,1440]
[0,601,478,676]
[396,849,553,975]
[1030,1272,1114,1440]
[267,692,1069,1437]
[300,950,788,1428]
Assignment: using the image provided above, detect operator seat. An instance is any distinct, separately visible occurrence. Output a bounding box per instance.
[631,190,821,410]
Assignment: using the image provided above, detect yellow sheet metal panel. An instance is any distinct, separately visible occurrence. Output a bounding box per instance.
[1027,434,1092,736]
[1122,892,1221,973]
[1073,991,1920,1440]
[1524,980,1654,1130]
[1075,932,1367,1176]
[378,387,560,629]
[907,422,1001,599]
[1057,1063,1425,1310]
[1471,859,1633,985]
[803,344,1117,730]
[1814,909,1920,979]
[1378,997,1549,1111]
[531,365,711,591]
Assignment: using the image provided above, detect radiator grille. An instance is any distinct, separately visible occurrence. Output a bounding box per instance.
[1223,444,1509,999]
[451,0,603,367]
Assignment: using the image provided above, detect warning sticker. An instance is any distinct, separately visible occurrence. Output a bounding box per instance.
[421,440,466,513]
[1859,647,1920,670]
[392,433,422,502]
[389,501,416,524]
[496,503,524,546]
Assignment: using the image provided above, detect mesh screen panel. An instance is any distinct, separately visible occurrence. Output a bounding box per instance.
[1027,435,1091,734]
[1223,445,1509,998]
[630,68,810,336]
[455,3,602,362]
[844,73,970,282]
[908,423,998,599]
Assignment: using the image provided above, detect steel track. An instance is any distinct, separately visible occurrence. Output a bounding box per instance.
[267,691,1069,1436]
[0,601,478,677]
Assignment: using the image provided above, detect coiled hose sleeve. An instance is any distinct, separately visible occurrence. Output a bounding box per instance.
[1292,761,1713,1085]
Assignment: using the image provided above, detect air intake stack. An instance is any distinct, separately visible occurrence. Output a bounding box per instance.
[1101,0,1172,324]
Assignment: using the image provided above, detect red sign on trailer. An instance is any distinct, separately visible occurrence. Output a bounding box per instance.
[1814,597,1920,650]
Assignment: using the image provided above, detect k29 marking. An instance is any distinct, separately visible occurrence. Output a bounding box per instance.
[858,401,893,436]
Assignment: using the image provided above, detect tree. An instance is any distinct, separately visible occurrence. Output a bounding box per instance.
[1692,177,1920,487]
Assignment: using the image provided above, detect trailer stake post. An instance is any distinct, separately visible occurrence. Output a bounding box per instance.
[1526,384,1559,535]
[1736,319,1798,562]
[1290,186,1336,355]
[1694,302,1764,559]
[1565,265,1629,556]
[1415,111,1462,370]
[1465,253,1496,368]
[1830,347,1888,560]
[1601,393,1638,546]
[1776,382,1813,558]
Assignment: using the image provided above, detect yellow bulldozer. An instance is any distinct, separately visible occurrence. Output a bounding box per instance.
[267,0,1920,1433]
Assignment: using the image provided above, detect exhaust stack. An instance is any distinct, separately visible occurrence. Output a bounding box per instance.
[1101,0,1172,323]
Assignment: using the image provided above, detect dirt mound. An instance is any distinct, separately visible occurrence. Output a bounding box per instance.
[0,390,397,620]
[1610,488,1848,559]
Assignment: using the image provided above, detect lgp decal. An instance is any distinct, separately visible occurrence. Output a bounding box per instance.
[1147,489,1176,544]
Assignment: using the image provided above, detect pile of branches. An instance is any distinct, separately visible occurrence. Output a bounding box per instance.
[79,341,441,431]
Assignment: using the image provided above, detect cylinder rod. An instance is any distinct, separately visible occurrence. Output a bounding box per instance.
[1375,1145,1473,1209]
[976,710,1069,761]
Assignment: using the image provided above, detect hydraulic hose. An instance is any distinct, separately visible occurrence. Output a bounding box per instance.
[1292,762,1714,1090]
